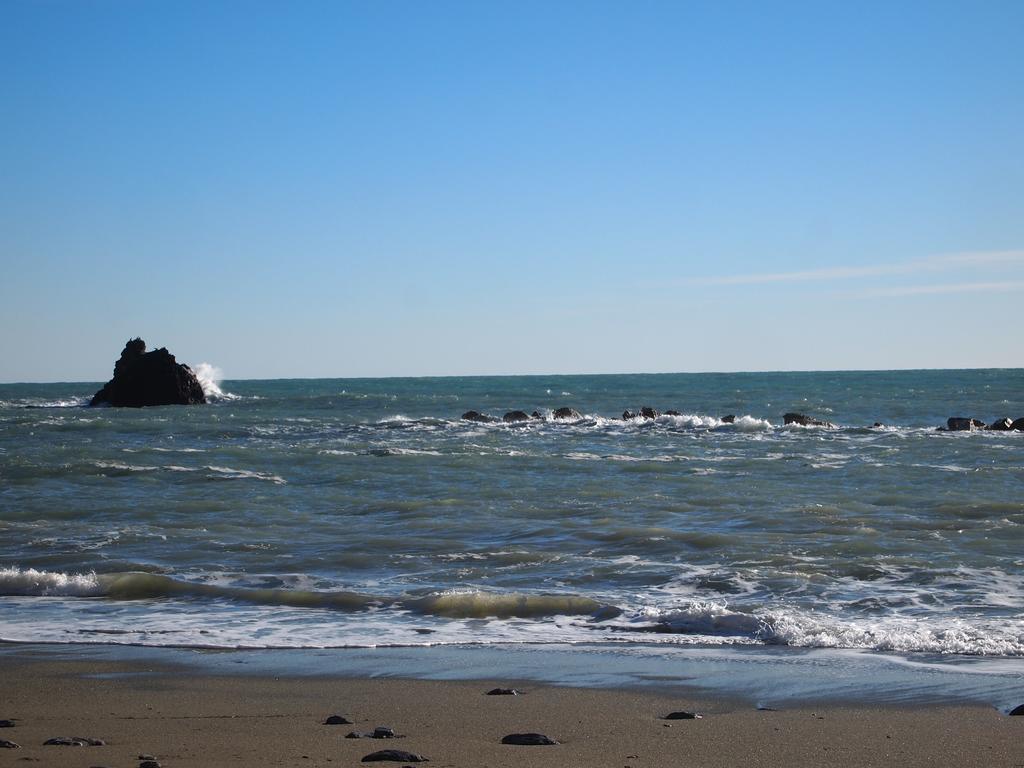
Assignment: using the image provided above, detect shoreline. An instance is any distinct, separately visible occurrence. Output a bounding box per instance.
[3,641,1023,712]
[1,647,1022,767]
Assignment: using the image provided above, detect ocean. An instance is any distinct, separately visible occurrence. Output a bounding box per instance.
[2,369,1023,662]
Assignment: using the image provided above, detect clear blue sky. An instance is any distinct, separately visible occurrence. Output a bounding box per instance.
[2,0,1022,382]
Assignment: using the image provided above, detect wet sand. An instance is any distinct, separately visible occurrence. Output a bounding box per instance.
[1,654,1022,767]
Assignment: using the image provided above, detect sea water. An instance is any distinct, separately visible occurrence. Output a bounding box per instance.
[1,369,1023,660]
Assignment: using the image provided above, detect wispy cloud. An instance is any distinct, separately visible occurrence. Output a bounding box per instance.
[692,249,1024,287]
[863,280,1024,297]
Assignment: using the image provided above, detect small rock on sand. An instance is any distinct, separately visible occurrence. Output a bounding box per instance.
[0,739,20,748]
[140,761,161,768]
[361,750,428,762]
[662,711,702,720]
[486,688,520,695]
[0,720,14,728]
[44,737,87,746]
[501,733,558,745]
[324,715,353,725]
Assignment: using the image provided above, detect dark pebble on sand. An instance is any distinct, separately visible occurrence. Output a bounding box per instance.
[501,733,558,745]
[361,749,428,762]
[662,711,702,720]
[1010,704,1024,716]
[486,688,519,696]
[140,761,161,768]
[324,715,353,725]
[346,732,364,739]
[0,739,20,748]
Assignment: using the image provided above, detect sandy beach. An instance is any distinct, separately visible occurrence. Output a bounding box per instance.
[1,652,1021,768]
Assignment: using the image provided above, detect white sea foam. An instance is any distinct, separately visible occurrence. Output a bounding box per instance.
[0,567,103,597]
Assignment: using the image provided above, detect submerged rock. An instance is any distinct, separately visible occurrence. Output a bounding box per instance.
[1013,418,1024,431]
[90,338,206,407]
[502,410,531,423]
[721,414,736,424]
[988,418,1014,431]
[664,409,681,416]
[552,407,582,420]
[783,412,835,428]
[501,733,558,745]
[461,410,498,423]
[361,749,428,762]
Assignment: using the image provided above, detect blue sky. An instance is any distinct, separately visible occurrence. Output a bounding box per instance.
[2,1,1022,381]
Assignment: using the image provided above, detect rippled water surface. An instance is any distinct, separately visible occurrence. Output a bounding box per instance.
[1,369,1022,655]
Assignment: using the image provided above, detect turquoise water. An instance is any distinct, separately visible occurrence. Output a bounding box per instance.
[1,369,1022,655]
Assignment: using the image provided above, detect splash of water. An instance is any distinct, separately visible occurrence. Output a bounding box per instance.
[193,362,236,400]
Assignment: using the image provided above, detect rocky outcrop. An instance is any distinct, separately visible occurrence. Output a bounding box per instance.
[553,407,582,420]
[987,418,1014,431]
[1013,418,1024,431]
[461,410,498,423]
[783,412,835,428]
[721,415,736,424]
[947,417,986,431]
[90,339,206,407]
[503,410,530,423]
[664,410,681,416]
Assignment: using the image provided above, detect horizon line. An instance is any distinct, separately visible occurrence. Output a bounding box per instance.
[3,364,1022,387]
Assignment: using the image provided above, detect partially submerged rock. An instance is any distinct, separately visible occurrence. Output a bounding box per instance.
[720,414,736,424]
[784,412,835,428]
[461,410,498,423]
[552,407,582,420]
[988,417,1014,431]
[947,417,986,431]
[90,338,206,407]
[502,410,531,423]
[501,732,558,745]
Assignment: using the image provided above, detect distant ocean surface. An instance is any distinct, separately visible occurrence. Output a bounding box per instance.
[2,369,1023,657]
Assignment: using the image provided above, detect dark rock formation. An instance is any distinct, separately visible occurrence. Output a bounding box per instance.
[324,715,352,725]
[486,688,520,696]
[361,749,428,762]
[784,412,835,428]
[988,418,1014,431]
[662,711,703,720]
[1009,704,1024,715]
[0,740,19,749]
[721,415,736,424]
[640,406,659,419]
[461,410,498,423]
[501,733,558,745]
[503,410,530,423]
[664,410,681,416]
[622,410,638,420]
[553,407,582,420]
[872,422,884,428]
[947,417,985,431]
[530,411,544,420]
[90,338,205,407]
[1013,418,1024,431]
